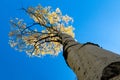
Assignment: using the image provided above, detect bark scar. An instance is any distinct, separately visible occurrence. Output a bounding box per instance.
[101,62,120,80]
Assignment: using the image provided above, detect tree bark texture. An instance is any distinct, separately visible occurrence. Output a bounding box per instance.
[58,33,120,80]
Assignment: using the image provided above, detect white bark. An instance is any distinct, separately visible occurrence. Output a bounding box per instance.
[58,33,120,80]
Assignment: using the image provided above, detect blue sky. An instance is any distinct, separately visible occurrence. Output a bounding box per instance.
[0,0,120,80]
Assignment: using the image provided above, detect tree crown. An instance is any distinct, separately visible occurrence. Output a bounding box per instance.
[9,4,75,57]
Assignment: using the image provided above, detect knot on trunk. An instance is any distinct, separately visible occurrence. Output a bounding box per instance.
[101,62,120,80]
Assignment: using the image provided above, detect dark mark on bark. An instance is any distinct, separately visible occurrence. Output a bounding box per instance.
[101,62,120,80]
[78,67,80,71]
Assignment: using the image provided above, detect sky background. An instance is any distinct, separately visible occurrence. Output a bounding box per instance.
[0,0,120,80]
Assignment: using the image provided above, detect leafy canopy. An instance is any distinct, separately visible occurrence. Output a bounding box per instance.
[9,4,75,57]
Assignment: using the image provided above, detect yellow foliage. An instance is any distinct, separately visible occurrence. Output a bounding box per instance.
[48,12,60,24]
[9,4,75,57]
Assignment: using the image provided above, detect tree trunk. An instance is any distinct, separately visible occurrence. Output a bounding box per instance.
[58,33,120,80]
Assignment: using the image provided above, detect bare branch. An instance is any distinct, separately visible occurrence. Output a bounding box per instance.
[21,22,39,33]
[21,7,59,33]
